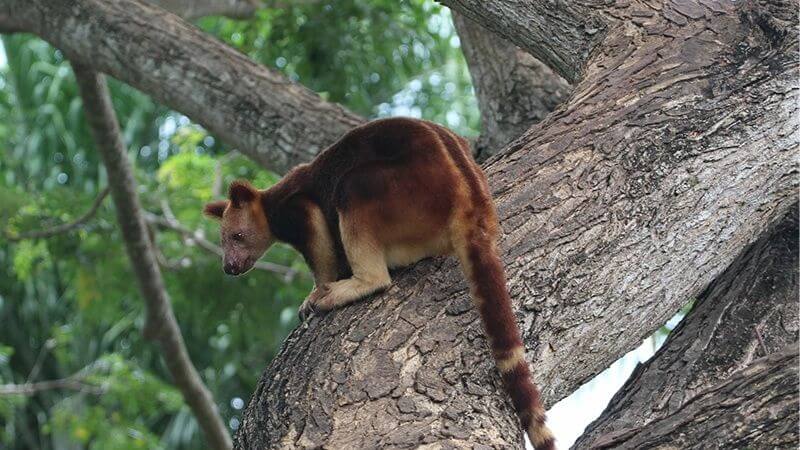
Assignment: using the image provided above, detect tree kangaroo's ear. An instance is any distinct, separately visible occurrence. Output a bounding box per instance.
[229,180,257,207]
[203,200,228,220]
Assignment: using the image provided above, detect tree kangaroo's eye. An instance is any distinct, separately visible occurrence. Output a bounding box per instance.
[232,232,244,242]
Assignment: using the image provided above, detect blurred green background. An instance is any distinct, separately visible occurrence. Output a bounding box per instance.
[0,1,479,449]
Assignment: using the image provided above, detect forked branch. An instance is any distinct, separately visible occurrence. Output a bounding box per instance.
[3,188,110,242]
[441,0,608,83]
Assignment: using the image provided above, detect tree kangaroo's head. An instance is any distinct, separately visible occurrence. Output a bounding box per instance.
[204,180,273,276]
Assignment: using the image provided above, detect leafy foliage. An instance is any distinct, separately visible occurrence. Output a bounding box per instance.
[0,1,479,449]
[49,355,183,450]
[199,0,479,132]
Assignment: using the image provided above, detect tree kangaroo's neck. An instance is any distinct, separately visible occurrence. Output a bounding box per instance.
[259,164,322,247]
[261,164,314,208]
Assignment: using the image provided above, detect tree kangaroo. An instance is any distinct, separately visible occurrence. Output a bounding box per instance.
[204,117,555,449]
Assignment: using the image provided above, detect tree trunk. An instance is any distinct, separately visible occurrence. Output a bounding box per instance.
[574,206,799,449]
[579,348,799,449]
[2,0,364,174]
[451,13,570,160]
[235,1,798,448]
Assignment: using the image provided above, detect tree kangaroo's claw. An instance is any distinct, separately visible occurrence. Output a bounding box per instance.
[298,301,317,321]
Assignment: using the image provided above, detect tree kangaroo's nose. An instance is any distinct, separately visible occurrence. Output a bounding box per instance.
[223,261,237,275]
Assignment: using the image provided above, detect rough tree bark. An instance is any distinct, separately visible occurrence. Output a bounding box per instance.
[0,10,22,33]
[582,348,798,449]
[2,0,364,174]
[439,1,608,83]
[233,1,798,448]
[149,0,260,20]
[72,64,232,450]
[451,13,570,160]
[574,207,799,449]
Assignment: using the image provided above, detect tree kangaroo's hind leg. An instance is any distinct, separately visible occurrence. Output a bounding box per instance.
[309,209,391,313]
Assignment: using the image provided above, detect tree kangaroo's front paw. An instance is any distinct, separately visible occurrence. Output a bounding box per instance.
[298,284,331,321]
[298,299,317,321]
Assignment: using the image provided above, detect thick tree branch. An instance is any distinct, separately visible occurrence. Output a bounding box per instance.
[583,348,799,449]
[237,1,798,447]
[0,12,22,33]
[440,1,609,83]
[3,188,110,242]
[4,0,364,174]
[452,13,570,160]
[72,63,232,450]
[149,0,260,21]
[574,207,799,448]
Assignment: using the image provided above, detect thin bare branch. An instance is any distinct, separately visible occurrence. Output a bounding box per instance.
[25,339,56,384]
[0,377,104,397]
[3,188,110,242]
[72,62,232,450]
[143,211,300,280]
[152,244,187,270]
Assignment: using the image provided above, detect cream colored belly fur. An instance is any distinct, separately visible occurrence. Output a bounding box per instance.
[384,233,452,269]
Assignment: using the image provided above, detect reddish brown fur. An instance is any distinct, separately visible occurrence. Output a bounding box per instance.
[204,117,554,449]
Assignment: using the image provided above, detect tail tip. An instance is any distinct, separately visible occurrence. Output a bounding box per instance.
[528,422,556,450]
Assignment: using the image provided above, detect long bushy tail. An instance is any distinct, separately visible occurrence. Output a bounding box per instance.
[455,228,555,450]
